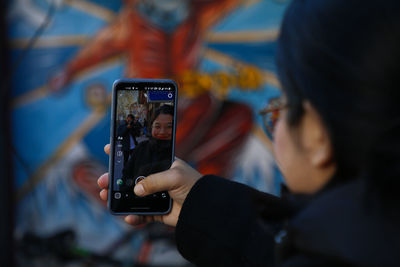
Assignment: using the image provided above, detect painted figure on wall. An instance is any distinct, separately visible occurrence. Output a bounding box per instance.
[11,0,288,264]
[48,0,253,177]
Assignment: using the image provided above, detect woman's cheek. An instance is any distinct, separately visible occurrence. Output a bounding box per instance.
[272,117,306,193]
[273,120,285,167]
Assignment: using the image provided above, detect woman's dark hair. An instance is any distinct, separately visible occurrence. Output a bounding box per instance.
[151,105,174,126]
[276,0,400,207]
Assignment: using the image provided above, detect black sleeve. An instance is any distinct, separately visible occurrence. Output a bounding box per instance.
[175,175,291,267]
[133,122,141,136]
[122,144,139,180]
[117,124,128,137]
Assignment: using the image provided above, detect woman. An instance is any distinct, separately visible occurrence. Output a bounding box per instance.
[122,105,174,186]
[99,0,400,265]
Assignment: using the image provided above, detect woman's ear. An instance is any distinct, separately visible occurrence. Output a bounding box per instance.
[300,101,334,168]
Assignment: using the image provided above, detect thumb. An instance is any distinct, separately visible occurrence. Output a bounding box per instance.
[134,170,174,196]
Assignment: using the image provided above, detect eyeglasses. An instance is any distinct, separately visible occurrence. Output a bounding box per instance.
[258,97,287,139]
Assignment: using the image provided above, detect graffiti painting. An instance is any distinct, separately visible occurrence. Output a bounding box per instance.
[9,0,290,265]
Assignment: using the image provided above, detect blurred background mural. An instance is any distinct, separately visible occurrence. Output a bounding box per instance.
[9,0,290,265]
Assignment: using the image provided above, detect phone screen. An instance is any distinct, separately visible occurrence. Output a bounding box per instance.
[108,79,176,214]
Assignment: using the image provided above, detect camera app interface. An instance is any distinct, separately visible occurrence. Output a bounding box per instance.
[111,83,175,212]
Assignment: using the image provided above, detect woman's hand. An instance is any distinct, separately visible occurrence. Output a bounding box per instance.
[98,144,202,227]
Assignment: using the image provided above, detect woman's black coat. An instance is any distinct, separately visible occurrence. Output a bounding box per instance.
[175,175,400,266]
[122,137,172,183]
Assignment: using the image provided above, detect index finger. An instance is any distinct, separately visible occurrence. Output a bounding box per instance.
[97,172,109,189]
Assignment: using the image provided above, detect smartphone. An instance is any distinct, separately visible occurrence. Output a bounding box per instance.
[108,79,177,214]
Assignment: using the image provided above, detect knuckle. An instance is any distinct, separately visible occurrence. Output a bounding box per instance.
[169,168,179,179]
[170,161,179,169]
[169,167,183,183]
[171,158,183,168]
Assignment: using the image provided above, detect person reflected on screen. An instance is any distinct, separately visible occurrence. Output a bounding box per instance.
[99,0,400,265]
[117,114,138,166]
[122,105,174,186]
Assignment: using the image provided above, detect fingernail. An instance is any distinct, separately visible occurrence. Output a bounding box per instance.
[134,184,145,196]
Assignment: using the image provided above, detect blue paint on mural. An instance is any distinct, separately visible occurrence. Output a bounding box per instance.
[10,0,291,264]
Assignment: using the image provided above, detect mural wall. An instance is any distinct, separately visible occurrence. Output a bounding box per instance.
[9,0,290,265]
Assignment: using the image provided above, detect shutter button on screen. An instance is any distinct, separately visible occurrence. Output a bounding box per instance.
[135,176,146,185]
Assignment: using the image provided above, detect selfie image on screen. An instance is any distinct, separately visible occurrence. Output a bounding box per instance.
[113,88,174,196]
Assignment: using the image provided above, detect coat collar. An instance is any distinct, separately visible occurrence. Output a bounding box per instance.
[280,179,400,265]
